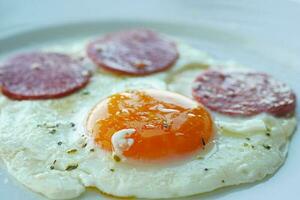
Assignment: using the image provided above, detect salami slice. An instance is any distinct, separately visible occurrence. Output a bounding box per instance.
[192,69,296,117]
[86,29,179,75]
[0,52,90,100]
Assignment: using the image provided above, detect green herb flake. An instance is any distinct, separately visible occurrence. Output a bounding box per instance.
[57,141,63,146]
[265,127,272,136]
[263,144,271,150]
[162,120,169,129]
[90,148,95,152]
[201,138,206,146]
[110,168,115,172]
[246,137,251,141]
[49,129,57,134]
[38,122,59,129]
[222,180,225,183]
[113,154,121,162]
[204,168,209,171]
[70,122,75,128]
[81,143,87,148]
[82,91,90,95]
[67,149,78,154]
[50,166,55,170]
[65,164,78,171]
[196,156,204,160]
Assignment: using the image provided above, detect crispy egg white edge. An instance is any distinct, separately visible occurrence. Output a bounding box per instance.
[0,41,297,199]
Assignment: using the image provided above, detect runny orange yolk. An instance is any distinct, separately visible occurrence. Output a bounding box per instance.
[91,90,214,161]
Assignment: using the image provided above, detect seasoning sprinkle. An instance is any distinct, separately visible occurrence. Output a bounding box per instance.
[70,122,75,127]
[67,149,78,154]
[37,122,59,129]
[90,148,95,152]
[265,127,272,136]
[50,166,55,170]
[222,180,225,183]
[82,91,90,95]
[65,164,78,171]
[81,143,87,148]
[263,144,271,150]
[162,120,169,129]
[57,141,63,146]
[204,168,209,171]
[246,137,251,141]
[49,129,57,134]
[113,154,121,162]
[110,168,115,172]
[201,138,206,146]
[196,155,204,160]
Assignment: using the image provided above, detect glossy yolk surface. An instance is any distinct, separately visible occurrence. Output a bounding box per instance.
[92,90,213,160]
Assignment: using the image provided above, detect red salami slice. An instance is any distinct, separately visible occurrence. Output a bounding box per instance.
[86,29,179,75]
[0,52,90,100]
[192,69,296,117]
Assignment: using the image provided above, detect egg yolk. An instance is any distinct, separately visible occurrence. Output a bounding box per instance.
[91,90,213,161]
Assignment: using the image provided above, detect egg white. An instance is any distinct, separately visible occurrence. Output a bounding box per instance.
[0,41,297,199]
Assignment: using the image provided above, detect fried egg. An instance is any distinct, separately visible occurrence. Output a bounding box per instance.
[0,41,297,200]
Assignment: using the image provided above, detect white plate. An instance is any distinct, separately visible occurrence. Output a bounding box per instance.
[0,1,299,200]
